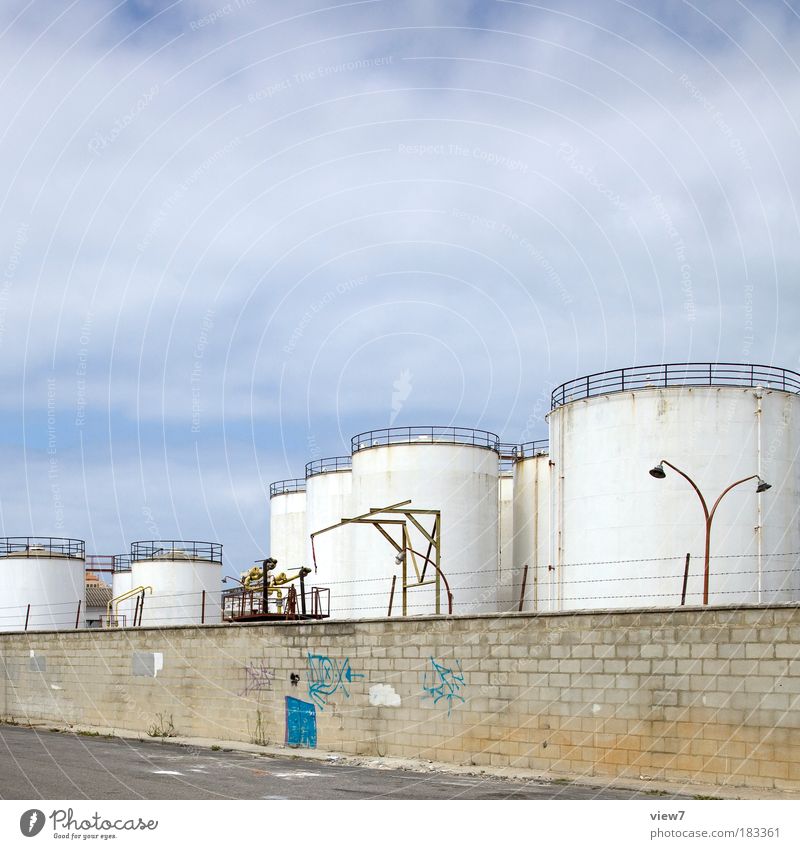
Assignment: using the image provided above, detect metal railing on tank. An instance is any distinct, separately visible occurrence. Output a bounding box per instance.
[269,479,306,497]
[517,439,550,458]
[551,363,800,410]
[0,537,85,559]
[305,456,352,478]
[351,426,500,453]
[130,540,223,563]
[113,554,132,572]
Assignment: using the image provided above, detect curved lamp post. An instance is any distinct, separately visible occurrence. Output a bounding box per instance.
[648,460,771,605]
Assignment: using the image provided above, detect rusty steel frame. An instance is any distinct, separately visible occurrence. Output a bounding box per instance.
[309,499,451,616]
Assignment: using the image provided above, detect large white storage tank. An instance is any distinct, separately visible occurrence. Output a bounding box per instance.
[130,540,223,626]
[110,555,135,626]
[349,426,500,617]
[512,441,551,612]
[0,537,85,631]
[305,457,353,618]
[497,470,515,611]
[548,363,800,609]
[268,479,307,572]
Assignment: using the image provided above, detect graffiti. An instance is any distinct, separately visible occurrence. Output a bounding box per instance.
[290,673,300,687]
[240,663,275,696]
[285,697,317,748]
[306,652,364,709]
[422,657,466,716]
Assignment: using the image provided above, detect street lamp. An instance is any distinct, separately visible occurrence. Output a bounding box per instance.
[648,459,771,605]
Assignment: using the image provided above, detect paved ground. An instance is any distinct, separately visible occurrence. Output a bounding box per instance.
[0,724,689,800]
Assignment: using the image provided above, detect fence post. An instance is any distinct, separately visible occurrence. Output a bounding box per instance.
[75,600,82,629]
[201,590,206,625]
[518,564,529,612]
[681,553,691,606]
[24,603,30,631]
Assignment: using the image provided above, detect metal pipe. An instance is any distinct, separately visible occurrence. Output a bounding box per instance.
[299,570,307,615]
[201,590,206,625]
[755,388,763,601]
[24,603,30,631]
[75,600,82,629]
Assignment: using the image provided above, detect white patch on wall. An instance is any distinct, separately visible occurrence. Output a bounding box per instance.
[132,651,164,678]
[369,683,401,707]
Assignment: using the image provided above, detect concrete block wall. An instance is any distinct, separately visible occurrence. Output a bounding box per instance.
[1,604,799,791]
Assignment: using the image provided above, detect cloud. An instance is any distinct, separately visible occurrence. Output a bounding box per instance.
[0,0,798,559]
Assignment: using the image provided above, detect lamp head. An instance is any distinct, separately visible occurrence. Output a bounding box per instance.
[394,551,405,565]
[649,462,666,479]
[756,477,772,493]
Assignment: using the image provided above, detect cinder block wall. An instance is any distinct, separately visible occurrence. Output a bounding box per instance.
[1,605,799,791]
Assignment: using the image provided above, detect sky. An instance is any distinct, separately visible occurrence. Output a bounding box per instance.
[0,0,798,572]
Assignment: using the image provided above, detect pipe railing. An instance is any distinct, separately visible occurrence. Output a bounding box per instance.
[351,426,500,453]
[305,456,352,478]
[551,363,800,409]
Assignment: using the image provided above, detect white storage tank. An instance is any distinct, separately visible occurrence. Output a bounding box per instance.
[130,540,223,626]
[497,470,515,612]
[305,457,353,617]
[512,441,551,612]
[110,555,135,627]
[269,479,307,574]
[548,363,800,609]
[349,426,500,617]
[0,537,85,631]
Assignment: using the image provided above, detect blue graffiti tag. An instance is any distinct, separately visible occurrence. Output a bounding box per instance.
[422,657,466,716]
[306,652,364,709]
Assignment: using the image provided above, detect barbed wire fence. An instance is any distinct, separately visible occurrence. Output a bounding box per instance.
[2,550,799,630]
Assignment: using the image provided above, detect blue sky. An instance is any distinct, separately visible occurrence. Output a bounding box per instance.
[0,0,798,572]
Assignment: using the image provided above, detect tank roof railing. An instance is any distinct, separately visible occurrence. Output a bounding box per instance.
[305,456,352,478]
[517,439,550,458]
[551,363,800,410]
[0,537,85,559]
[130,540,223,564]
[269,478,306,498]
[113,554,133,572]
[351,426,500,454]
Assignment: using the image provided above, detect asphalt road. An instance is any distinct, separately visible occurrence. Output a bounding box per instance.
[0,724,687,800]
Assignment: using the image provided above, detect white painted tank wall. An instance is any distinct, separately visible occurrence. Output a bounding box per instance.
[0,555,85,632]
[350,443,499,616]
[497,473,515,611]
[111,570,134,626]
[130,557,222,626]
[269,491,307,572]
[548,386,800,609]
[306,471,353,618]
[512,453,551,611]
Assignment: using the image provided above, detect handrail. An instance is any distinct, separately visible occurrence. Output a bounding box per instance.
[551,363,800,409]
[269,479,306,497]
[351,426,500,453]
[130,540,223,563]
[106,585,152,627]
[113,554,132,572]
[0,537,85,558]
[517,440,550,458]
[305,456,352,478]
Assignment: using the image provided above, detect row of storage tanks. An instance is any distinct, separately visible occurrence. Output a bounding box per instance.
[1,540,222,632]
[272,364,800,616]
